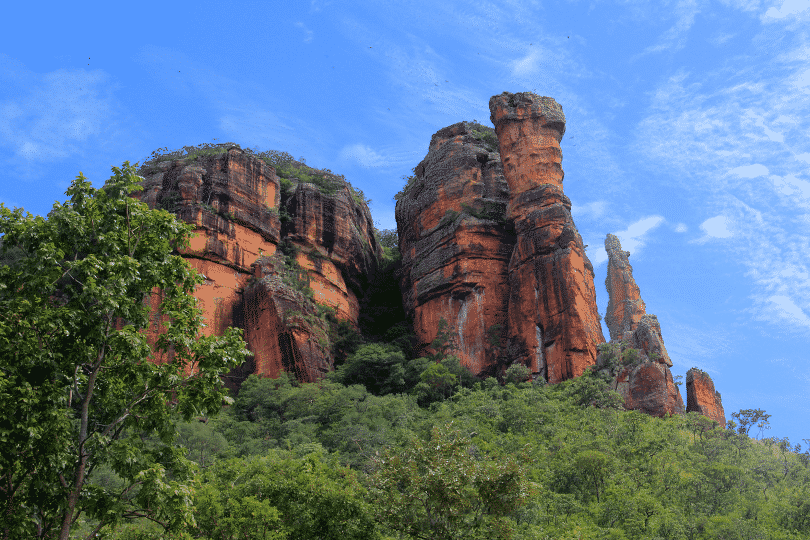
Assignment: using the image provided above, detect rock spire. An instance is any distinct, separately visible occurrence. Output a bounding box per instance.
[489,92,605,383]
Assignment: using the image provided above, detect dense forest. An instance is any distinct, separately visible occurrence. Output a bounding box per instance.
[2,166,809,540]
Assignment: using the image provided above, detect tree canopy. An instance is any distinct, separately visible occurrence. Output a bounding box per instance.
[0,163,250,539]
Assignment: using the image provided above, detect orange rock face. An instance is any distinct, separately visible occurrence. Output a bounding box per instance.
[243,256,333,383]
[613,362,684,417]
[686,368,726,427]
[284,182,381,325]
[136,145,380,387]
[396,122,512,376]
[600,233,683,414]
[489,92,605,383]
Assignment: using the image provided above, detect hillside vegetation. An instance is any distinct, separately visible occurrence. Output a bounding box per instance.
[83,367,810,540]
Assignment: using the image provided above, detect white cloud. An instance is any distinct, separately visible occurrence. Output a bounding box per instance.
[764,0,810,19]
[571,200,607,221]
[675,223,688,232]
[698,215,733,239]
[591,215,665,266]
[730,164,769,177]
[796,152,810,163]
[339,143,388,168]
[766,295,810,329]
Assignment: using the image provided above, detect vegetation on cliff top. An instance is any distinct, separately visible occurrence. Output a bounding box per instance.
[136,142,371,207]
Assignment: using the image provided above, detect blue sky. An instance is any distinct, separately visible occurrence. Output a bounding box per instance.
[2,0,809,445]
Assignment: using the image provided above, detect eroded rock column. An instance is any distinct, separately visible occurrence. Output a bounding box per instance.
[489,92,604,383]
[605,233,647,342]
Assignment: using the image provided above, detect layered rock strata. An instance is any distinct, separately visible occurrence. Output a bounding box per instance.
[686,368,726,427]
[599,234,684,416]
[136,144,380,387]
[489,92,605,383]
[396,121,512,376]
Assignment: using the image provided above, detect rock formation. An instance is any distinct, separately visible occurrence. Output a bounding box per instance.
[686,368,726,427]
[598,233,684,416]
[136,144,380,387]
[396,121,512,376]
[489,92,605,383]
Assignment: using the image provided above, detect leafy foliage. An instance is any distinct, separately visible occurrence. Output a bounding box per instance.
[370,423,527,540]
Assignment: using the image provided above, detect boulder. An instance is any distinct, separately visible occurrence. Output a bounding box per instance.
[614,361,685,417]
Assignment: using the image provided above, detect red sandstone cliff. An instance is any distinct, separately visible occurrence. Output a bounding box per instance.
[489,92,605,383]
[686,368,726,427]
[136,144,380,387]
[396,121,512,376]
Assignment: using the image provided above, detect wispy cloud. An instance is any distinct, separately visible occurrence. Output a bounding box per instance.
[0,55,120,179]
[571,200,608,221]
[665,320,735,373]
[339,143,390,168]
[763,0,810,19]
[295,22,314,42]
[638,0,701,55]
[632,16,810,336]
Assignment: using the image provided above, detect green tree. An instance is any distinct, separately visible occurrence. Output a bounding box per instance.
[0,163,250,539]
[370,423,528,540]
[731,408,772,438]
[330,343,407,395]
[195,451,378,540]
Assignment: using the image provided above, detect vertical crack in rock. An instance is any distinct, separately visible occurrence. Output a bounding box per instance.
[489,91,604,384]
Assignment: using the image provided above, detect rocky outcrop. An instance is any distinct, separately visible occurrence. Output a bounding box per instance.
[489,92,605,383]
[598,234,683,415]
[614,361,684,417]
[136,144,380,387]
[396,121,512,376]
[686,368,726,427]
[604,234,672,366]
[243,255,333,383]
[284,181,380,325]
